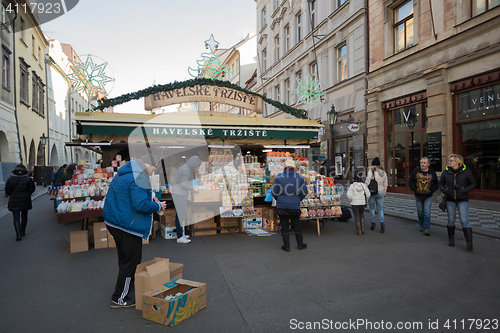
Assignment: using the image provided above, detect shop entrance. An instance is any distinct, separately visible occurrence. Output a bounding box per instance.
[333,137,353,183]
[386,102,427,194]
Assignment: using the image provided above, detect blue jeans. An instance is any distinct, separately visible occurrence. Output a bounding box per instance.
[368,192,384,224]
[13,210,28,232]
[446,201,471,228]
[171,193,186,238]
[415,196,432,230]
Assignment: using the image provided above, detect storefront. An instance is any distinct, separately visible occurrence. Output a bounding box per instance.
[451,69,500,201]
[382,92,428,194]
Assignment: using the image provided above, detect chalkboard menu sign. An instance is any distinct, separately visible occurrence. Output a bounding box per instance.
[427,132,442,172]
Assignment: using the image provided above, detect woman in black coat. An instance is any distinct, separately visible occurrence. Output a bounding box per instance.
[439,154,477,251]
[5,164,36,241]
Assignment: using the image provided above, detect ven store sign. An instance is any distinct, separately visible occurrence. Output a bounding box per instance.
[144,85,264,112]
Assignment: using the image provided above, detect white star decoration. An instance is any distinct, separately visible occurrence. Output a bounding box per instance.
[204,34,219,54]
[294,74,325,109]
[67,55,114,99]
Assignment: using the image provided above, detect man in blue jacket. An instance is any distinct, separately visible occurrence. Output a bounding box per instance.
[104,154,166,308]
[271,159,308,252]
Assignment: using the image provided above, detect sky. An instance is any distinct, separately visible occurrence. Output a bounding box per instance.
[41,0,257,114]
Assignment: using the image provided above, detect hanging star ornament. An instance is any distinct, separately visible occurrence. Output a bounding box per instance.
[67,55,115,99]
[293,74,325,109]
[204,34,219,53]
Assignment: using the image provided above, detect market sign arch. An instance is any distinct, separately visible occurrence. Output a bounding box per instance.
[95,77,309,119]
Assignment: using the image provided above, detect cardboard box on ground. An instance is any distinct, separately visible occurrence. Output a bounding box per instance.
[134,258,184,311]
[142,279,207,326]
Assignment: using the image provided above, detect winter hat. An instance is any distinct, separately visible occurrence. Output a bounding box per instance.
[12,164,28,176]
[371,157,381,166]
[140,154,159,168]
[284,159,295,168]
[318,155,326,161]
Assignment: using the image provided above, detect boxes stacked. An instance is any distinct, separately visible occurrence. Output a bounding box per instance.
[192,212,216,236]
[160,209,177,239]
[93,222,108,249]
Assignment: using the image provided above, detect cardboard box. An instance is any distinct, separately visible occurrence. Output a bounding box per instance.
[220,228,239,234]
[69,230,88,253]
[135,258,184,310]
[142,238,149,245]
[160,209,176,227]
[93,222,107,238]
[220,217,241,227]
[94,237,108,249]
[191,189,220,202]
[193,220,215,229]
[160,225,177,239]
[107,230,116,248]
[243,217,262,229]
[142,279,207,326]
[151,220,159,240]
[192,229,217,236]
[253,207,263,218]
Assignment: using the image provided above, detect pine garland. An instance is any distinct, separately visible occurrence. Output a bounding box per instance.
[95,77,309,119]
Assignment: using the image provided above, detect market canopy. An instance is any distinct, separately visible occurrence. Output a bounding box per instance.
[75,111,322,146]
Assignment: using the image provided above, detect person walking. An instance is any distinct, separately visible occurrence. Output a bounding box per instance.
[103,154,166,308]
[408,157,439,236]
[4,164,36,241]
[365,157,388,233]
[53,164,67,187]
[171,156,202,244]
[439,154,477,251]
[347,172,370,235]
[60,163,77,185]
[271,159,308,251]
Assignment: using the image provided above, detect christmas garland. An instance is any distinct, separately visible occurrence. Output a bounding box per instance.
[95,77,309,119]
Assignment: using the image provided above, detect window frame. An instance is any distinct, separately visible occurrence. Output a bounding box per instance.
[262,48,267,71]
[2,53,9,90]
[310,0,316,30]
[296,11,302,44]
[393,0,414,54]
[472,0,500,17]
[285,79,290,105]
[261,7,267,29]
[20,60,29,104]
[337,43,347,82]
[310,62,318,80]
[274,34,280,61]
[284,24,290,53]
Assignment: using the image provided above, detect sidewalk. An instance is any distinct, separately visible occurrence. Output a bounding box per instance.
[341,192,500,239]
[0,185,49,219]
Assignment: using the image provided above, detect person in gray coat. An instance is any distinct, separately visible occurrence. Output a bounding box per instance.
[171,156,202,243]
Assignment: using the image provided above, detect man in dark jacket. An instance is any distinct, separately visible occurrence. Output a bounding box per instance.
[5,164,36,240]
[271,159,308,252]
[60,164,77,185]
[408,157,438,236]
[171,156,202,244]
[53,164,67,187]
[103,154,166,308]
[318,155,335,178]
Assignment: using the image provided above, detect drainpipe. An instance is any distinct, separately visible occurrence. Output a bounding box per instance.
[12,10,23,164]
[45,52,50,166]
[364,0,370,170]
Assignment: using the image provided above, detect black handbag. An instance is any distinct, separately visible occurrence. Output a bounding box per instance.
[438,196,447,212]
[367,172,378,195]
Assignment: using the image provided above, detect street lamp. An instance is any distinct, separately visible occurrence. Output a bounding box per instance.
[40,133,47,187]
[327,104,338,161]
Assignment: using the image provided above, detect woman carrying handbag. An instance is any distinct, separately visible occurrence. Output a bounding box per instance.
[5,164,36,241]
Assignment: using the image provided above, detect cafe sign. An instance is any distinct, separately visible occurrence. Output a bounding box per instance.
[144,85,264,112]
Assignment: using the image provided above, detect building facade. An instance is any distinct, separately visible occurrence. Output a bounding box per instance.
[366,0,500,201]
[255,0,368,181]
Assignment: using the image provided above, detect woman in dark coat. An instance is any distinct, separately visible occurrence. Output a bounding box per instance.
[439,154,477,251]
[5,164,36,241]
[60,164,77,185]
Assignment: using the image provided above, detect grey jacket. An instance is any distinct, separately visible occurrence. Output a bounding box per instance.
[171,156,202,196]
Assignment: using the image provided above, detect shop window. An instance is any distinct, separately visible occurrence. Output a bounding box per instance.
[457,83,500,122]
[337,43,347,82]
[472,0,500,17]
[394,0,414,53]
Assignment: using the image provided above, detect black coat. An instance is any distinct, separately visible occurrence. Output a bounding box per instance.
[408,167,438,198]
[319,159,336,178]
[53,167,65,186]
[439,165,477,202]
[5,175,36,212]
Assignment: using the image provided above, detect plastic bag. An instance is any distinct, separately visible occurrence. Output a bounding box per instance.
[264,188,273,202]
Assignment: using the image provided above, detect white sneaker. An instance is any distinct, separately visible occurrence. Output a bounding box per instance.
[183,235,190,239]
[177,236,191,244]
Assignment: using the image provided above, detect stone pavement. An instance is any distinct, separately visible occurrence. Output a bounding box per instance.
[341,192,500,239]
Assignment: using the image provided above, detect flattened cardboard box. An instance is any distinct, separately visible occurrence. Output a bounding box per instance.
[142,279,206,326]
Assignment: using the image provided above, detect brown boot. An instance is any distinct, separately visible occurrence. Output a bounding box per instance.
[355,222,361,235]
[360,218,365,234]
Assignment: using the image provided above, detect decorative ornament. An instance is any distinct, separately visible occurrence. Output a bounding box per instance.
[293,74,325,110]
[188,35,235,81]
[66,55,115,100]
